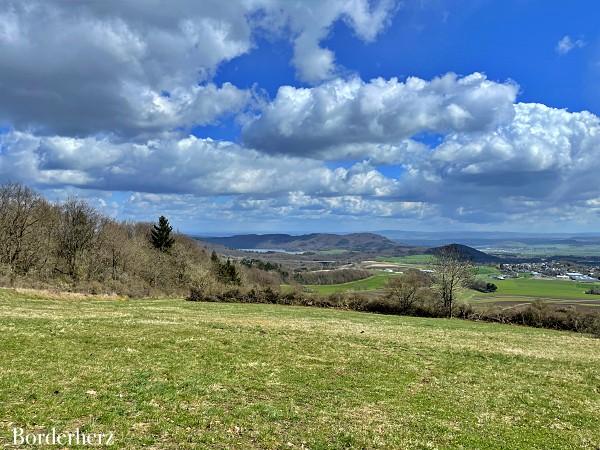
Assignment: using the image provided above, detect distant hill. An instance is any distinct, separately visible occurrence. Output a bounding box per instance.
[425,243,501,263]
[198,233,405,253]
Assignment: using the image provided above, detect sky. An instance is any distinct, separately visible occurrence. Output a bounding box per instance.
[1,0,600,234]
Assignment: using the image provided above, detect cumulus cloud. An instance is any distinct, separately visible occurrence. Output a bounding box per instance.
[0,1,254,137]
[395,103,600,222]
[242,73,518,159]
[2,1,600,229]
[0,131,399,199]
[282,0,397,82]
[0,0,397,136]
[556,35,586,55]
[4,100,600,226]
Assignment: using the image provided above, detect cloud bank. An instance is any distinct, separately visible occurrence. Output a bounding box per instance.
[1,1,599,230]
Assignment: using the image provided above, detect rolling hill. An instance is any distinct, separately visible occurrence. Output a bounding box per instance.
[425,243,502,263]
[199,232,409,253]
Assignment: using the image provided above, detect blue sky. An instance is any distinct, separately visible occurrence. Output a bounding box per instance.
[1,0,600,234]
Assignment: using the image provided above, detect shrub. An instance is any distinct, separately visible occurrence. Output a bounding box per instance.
[469,279,498,293]
[293,269,372,285]
[187,282,600,338]
[471,301,600,336]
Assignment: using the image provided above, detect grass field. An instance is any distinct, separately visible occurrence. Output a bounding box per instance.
[475,265,501,276]
[482,277,600,300]
[315,249,349,255]
[303,273,397,294]
[0,289,599,449]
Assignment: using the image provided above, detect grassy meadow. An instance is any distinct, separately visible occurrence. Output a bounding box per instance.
[302,273,398,294]
[482,277,600,300]
[1,288,599,449]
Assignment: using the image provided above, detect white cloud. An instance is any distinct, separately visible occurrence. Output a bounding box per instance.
[283,0,397,83]
[0,0,398,136]
[0,131,397,199]
[2,1,600,229]
[242,73,518,158]
[395,102,600,222]
[4,100,600,227]
[556,35,586,55]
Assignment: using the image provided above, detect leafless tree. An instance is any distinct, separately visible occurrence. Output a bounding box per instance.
[0,181,275,297]
[386,269,432,312]
[54,198,101,279]
[0,183,46,274]
[432,249,474,317]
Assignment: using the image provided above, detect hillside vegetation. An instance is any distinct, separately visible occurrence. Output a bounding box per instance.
[0,183,277,298]
[0,289,598,449]
[201,232,410,253]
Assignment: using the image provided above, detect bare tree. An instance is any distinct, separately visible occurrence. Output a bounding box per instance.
[386,269,432,313]
[0,181,233,296]
[432,249,474,317]
[54,198,100,279]
[0,183,46,274]
[90,219,130,281]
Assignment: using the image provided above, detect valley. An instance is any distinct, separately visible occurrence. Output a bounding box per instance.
[198,232,600,311]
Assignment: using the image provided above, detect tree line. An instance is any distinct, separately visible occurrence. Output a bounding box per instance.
[0,182,251,296]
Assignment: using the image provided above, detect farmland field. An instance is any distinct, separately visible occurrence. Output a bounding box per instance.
[0,289,599,449]
[478,277,600,300]
[296,261,600,310]
[303,272,398,294]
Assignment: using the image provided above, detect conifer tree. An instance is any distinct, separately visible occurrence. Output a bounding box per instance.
[150,216,175,252]
[209,251,241,285]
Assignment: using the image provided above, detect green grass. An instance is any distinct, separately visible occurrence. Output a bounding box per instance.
[480,277,600,300]
[304,273,397,294]
[475,265,501,276]
[297,263,600,308]
[0,289,599,449]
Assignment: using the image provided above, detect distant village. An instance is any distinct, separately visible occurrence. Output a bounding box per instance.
[497,261,600,282]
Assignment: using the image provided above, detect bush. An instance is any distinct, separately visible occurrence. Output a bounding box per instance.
[469,279,498,293]
[187,283,600,338]
[293,269,372,285]
[471,301,600,336]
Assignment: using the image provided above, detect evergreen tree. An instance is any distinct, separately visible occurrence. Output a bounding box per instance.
[220,259,241,285]
[150,216,175,252]
[210,252,241,285]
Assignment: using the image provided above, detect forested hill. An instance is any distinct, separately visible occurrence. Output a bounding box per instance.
[199,233,407,253]
[425,243,502,263]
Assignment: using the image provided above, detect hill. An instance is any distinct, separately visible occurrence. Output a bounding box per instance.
[1,289,598,449]
[200,232,406,253]
[426,243,502,263]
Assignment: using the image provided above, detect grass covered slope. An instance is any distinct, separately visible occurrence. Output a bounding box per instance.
[303,273,398,294]
[0,290,599,449]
